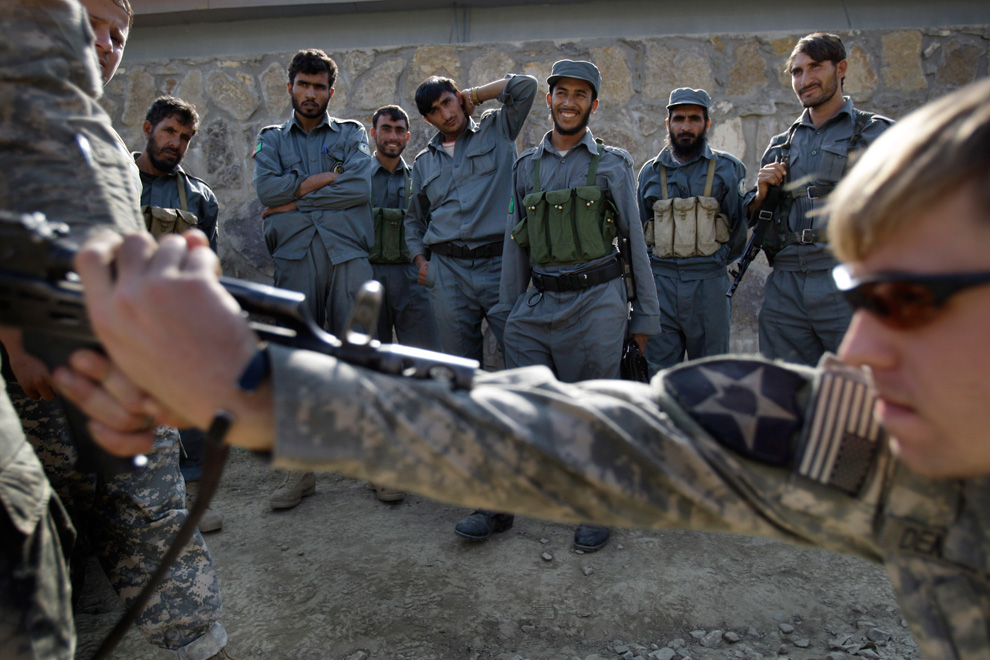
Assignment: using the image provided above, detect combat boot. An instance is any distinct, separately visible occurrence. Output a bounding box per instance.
[185,480,223,533]
[454,510,514,541]
[269,471,316,509]
[368,481,405,502]
[573,524,610,552]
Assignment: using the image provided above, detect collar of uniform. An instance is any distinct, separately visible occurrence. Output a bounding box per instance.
[288,112,333,134]
[536,128,598,158]
[796,95,855,130]
[427,116,480,153]
[131,151,184,178]
[656,142,715,169]
[373,155,408,176]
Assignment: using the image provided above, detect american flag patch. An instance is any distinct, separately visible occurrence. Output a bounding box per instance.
[797,357,884,494]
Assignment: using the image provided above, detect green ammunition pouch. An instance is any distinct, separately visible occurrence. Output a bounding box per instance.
[644,158,729,258]
[368,168,411,264]
[511,140,618,266]
[142,173,199,239]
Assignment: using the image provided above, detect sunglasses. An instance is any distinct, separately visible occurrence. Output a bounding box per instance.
[832,264,990,329]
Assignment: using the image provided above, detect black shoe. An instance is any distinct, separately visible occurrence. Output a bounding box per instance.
[574,524,610,552]
[454,510,515,541]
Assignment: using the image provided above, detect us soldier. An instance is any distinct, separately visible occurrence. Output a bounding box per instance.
[404,71,538,364]
[637,88,747,374]
[254,48,375,509]
[746,32,893,365]
[0,1,232,659]
[365,104,439,503]
[61,79,990,660]
[488,60,660,551]
[134,95,223,532]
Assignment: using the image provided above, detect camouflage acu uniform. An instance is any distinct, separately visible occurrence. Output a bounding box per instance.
[265,346,989,660]
[1,2,225,658]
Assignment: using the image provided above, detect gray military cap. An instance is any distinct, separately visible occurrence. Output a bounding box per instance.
[667,87,711,109]
[547,60,602,96]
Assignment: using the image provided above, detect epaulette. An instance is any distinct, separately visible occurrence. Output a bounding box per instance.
[602,144,633,166]
[513,146,540,169]
[332,117,366,131]
[258,124,281,134]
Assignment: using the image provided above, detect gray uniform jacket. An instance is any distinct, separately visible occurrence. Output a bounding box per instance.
[371,157,410,211]
[743,97,893,272]
[264,346,989,660]
[495,130,661,336]
[637,144,747,278]
[254,114,374,265]
[405,74,538,258]
[135,159,219,252]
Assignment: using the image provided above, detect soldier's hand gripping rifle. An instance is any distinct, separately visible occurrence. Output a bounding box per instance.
[725,185,784,298]
[0,210,479,475]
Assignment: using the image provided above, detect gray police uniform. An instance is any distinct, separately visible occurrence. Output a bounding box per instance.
[0,2,226,658]
[495,131,660,381]
[135,157,220,252]
[264,346,989,660]
[745,97,892,365]
[254,114,375,335]
[404,74,538,362]
[369,157,439,349]
[637,145,747,374]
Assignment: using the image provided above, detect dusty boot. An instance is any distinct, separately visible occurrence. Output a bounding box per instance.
[573,524,610,552]
[269,471,316,510]
[454,510,514,541]
[368,481,405,502]
[185,480,223,533]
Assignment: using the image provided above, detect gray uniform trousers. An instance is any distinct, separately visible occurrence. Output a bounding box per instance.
[503,277,628,381]
[424,254,502,362]
[372,262,440,349]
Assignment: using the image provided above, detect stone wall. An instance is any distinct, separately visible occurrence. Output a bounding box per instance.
[102,26,989,353]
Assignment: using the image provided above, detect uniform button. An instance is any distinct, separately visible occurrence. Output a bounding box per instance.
[812,150,817,155]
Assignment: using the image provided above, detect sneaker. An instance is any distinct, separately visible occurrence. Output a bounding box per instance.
[269,471,316,510]
[368,482,405,502]
[573,524,610,552]
[454,510,514,541]
[185,480,223,533]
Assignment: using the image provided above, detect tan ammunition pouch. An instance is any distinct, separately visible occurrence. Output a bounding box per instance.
[511,140,618,266]
[142,172,200,239]
[644,158,729,258]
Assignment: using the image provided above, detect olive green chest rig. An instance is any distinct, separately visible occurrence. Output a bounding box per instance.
[369,168,411,265]
[644,157,729,259]
[511,139,618,266]
[142,172,200,239]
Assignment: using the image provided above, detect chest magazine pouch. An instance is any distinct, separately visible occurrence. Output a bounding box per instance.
[369,170,412,264]
[511,140,617,266]
[142,173,200,240]
[647,158,728,258]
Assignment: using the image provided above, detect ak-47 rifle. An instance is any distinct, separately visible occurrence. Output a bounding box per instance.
[725,185,784,298]
[0,210,479,475]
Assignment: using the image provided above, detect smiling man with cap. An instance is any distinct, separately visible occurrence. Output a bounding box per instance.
[636,86,748,374]
[486,58,660,552]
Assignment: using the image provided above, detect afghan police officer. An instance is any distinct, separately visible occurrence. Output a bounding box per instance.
[1,1,230,659]
[637,88,747,374]
[63,78,990,660]
[254,48,376,509]
[133,95,224,532]
[486,60,660,550]
[746,33,893,365]
[404,72,537,365]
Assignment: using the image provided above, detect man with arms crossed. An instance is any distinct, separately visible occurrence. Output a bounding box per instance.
[61,80,990,660]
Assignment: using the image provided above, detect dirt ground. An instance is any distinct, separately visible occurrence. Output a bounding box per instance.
[74,448,920,660]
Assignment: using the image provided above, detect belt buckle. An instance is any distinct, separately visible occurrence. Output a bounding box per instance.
[799,229,816,244]
[806,185,821,199]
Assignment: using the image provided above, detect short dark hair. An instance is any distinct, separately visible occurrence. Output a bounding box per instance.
[415,77,458,116]
[145,95,199,133]
[373,105,409,130]
[287,49,338,87]
[786,32,846,73]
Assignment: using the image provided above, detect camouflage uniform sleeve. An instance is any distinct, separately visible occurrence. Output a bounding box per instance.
[266,345,889,561]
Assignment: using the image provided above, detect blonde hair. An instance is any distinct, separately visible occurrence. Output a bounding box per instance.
[829,78,990,262]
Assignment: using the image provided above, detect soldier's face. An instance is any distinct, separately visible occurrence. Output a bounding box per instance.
[289,71,332,119]
[548,78,598,136]
[838,184,990,479]
[424,91,468,140]
[790,52,845,109]
[81,0,129,85]
[143,114,194,174]
[666,104,710,158]
[372,117,410,159]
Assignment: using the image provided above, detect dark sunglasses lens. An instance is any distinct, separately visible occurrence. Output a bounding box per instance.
[859,281,939,328]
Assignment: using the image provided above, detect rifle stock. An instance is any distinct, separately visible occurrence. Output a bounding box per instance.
[725,185,782,298]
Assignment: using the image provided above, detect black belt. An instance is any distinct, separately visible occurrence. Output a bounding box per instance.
[784,228,828,245]
[430,241,503,259]
[531,258,622,293]
[789,184,835,200]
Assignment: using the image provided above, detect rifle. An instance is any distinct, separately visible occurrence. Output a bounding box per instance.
[0,210,479,475]
[618,235,636,301]
[725,185,783,298]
